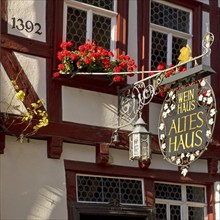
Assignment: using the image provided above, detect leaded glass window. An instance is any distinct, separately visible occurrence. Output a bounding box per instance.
[75,0,114,11]
[150,0,192,70]
[155,182,207,220]
[77,175,144,205]
[64,0,117,50]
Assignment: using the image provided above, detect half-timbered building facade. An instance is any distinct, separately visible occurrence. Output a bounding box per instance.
[1,0,220,219]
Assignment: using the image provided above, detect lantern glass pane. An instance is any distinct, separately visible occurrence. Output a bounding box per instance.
[133,133,141,158]
[141,134,150,160]
[129,135,134,160]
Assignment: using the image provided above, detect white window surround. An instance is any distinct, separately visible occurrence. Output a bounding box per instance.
[63,0,117,53]
[155,181,207,220]
[150,0,193,68]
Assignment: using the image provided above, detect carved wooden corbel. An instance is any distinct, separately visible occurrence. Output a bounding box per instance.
[208,158,218,175]
[47,136,63,159]
[96,143,109,165]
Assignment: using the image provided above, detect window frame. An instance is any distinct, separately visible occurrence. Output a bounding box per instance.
[52,0,129,95]
[155,181,208,220]
[63,0,117,53]
[149,0,193,69]
[137,0,202,105]
[76,173,145,206]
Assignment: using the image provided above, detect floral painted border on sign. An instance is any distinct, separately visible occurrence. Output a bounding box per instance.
[158,79,217,176]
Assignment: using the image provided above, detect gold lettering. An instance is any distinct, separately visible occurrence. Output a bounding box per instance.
[168,136,177,153]
[176,134,186,151]
[189,113,197,130]
[178,92,184,103]
[197,111,204,128]
[195,130,203,147]
[182,115,188,132]
[183,91,188,101]
[189,88,194,100]
[185,131,194,148]
[190,100,196,111]
[168,119,177,135]
[177,117,184,133]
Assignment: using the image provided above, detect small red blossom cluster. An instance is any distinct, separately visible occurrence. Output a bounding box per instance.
[151,62,187,97]
[111,54,137,82]
[54,40,137,83]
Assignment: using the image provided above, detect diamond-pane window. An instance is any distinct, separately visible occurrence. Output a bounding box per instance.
[150,0,192,69]
[155,182,207,220]
[155,183,182,201]
[64,0,116,50]
[77,175,144,205]
[155,204,167,220]
[92,14,111,50]
[188,207,204,220]
[186,186,205,203]
[170,205,181,220]
[151,1,190,34]
[66,7,87,46]
[151,31,167,70]
[75,0,114,11]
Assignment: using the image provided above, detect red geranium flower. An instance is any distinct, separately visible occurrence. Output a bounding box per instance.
[53,72,60,77]
[113,75,124,82]
[113,66,122,73]
[157,62,166,70]
[58,64,66,71]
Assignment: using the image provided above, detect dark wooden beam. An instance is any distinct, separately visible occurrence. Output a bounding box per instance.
[207,158,218,175]
[0,48,46,111]
[0,34,52,58]
[0,132,5,154]
[64,160,220,184]
[1,0,7,34]
[144,178,155,207]
[207,183,215,220]
[2,114,220,160]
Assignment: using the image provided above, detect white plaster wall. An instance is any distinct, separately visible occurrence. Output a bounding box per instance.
[62,86,132,130]
[109,148,139,167]
[188,159,208,173]
[151,154,178,171]
[14,52,47,107]
[0,64,26,114]
[62,142,96,162]
[7,0,46,42]
[0,136,67,220]
[149,102,161,135]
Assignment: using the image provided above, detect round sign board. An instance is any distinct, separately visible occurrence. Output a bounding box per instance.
[158,79,217,176]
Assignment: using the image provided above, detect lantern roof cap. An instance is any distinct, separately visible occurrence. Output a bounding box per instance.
[129,117,150,135]
[134,117,148,126]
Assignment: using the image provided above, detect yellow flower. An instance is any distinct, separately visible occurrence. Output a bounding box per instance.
[22,114,33,121]
[31,103,38,109]
[16,90,25,101]
[178,44,192,63]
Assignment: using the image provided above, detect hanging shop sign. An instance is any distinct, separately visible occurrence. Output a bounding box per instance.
[158,79,217,176]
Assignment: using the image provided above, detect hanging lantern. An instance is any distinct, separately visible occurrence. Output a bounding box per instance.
[128,117,151,162]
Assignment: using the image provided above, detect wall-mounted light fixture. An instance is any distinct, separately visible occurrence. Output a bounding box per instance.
[128,116,151,162]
